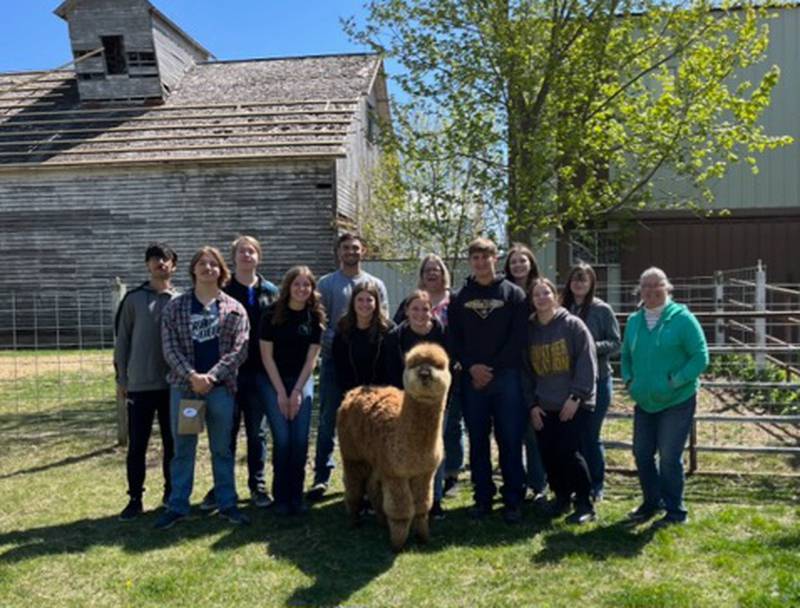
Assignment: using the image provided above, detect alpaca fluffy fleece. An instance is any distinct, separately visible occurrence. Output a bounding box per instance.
[337,342,451,551]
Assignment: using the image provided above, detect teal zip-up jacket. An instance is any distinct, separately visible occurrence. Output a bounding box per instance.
[621,300,709,413]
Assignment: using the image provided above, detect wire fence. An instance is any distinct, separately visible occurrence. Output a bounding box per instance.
[0,266,797,474]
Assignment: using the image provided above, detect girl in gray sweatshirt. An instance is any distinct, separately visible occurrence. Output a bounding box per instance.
[523,278,598,524]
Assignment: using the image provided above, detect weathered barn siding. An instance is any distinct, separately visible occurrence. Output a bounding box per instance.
[152,13,209,94]
[0,159,338,293]
[335,70,388,223]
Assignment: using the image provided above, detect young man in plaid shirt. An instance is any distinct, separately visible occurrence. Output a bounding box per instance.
[156,246,250,529]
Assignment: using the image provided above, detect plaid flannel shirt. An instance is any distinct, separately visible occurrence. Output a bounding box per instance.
[161,289,250,394]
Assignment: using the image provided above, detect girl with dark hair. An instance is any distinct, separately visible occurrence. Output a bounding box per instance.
[332,281,393,393]
[502,243,547,502]
[503,243,540,298]
[384,289,450,517]
[524,277,598,524]
[561,262,621,501]
[260,266,325,515]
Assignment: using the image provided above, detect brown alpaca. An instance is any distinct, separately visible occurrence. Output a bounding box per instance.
[337,342,451,551]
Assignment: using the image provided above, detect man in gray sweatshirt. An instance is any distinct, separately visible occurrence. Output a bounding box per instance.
[114,243,180,521]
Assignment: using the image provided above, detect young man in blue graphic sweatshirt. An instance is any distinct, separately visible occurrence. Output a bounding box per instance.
[448,237,529,523]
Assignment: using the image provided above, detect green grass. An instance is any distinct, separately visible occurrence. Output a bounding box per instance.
[0,352,798,607]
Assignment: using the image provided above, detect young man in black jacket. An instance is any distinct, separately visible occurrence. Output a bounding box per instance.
[448,238,529,523]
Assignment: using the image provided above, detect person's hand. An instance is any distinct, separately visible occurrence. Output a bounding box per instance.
[469,364,493,390]
[277,391,291,419]
[530,406,545,431]
[117,385,128,401]
[288,389,302,420]
[559,396,580,422]
[189,373,213,395]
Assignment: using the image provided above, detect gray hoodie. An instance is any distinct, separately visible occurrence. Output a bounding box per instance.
[569,298,621,380]
[522,308,598,412]
[114,281,179,392]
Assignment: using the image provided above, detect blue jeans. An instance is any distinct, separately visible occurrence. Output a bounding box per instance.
[443,387,465,477]
[231,368,269,494]
[581,375,613,496]
[168,386,237,515]
[633,395,696,521]
[312,358,342,485]
[264,375,313,509]
[461,368,527,508]
[524,425,547,494]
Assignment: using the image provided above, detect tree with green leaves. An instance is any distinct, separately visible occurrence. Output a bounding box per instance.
[346,0,792,244]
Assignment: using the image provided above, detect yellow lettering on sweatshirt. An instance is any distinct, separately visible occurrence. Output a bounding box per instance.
[530,339,570,376]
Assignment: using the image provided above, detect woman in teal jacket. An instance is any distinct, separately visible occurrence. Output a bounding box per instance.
[621,267,708,526]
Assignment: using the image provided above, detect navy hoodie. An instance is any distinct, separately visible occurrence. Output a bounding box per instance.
[448,274,528,371]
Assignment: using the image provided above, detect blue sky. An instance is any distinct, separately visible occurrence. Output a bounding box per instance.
[0,1,372,72]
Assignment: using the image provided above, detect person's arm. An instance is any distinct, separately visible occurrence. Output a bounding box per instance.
[569,319,598,400]
[161,299,195,384]
[670,311,710,387]
[288,344,322,419]
[332,331,353,392]
[495,289,529,367]
[383,328,404,389]
[377,279,390,316]
[447,293,466,368]
[207,306,250,384]
[621,314,635,387]
[595,304,622,357]
[260,340,290,418]
[113,295,134,391]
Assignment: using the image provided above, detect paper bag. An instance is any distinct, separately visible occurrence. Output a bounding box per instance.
[178,398,206,435]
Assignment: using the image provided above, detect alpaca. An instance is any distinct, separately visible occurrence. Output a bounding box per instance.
[336,342,451,551]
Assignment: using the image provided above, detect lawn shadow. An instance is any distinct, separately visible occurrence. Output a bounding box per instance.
[216,499,544,607]
[0,506,262,566]
[0,444,117,480]
[533,520,659,564]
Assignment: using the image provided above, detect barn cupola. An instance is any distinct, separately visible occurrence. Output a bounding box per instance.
[54,0,212,103]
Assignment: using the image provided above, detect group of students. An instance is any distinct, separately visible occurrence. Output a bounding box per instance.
[114,231,708,530]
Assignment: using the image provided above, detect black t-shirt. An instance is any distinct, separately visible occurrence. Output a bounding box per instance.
[332,326,391,392]
[260,304,322,380]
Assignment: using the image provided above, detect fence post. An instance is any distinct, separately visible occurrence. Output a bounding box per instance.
[111,278,128,447]
[714,270,725,347]
[755,260,767,371]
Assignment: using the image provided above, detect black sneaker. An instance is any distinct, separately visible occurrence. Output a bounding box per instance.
[430,500,446,520]
[543,498,571,519]
[119,499,143,522]
[251,490,273,508]
[443,477,459,498]
[199,490,217,512]
[626,503,663,524]
[306,482,328,502]
[529,490,548,506]
[219,506,250,526]
[502,505,522,524]
[468,503,492,520]
[652,513,687,529]
[154,509,185,530]
[566,509,597,525]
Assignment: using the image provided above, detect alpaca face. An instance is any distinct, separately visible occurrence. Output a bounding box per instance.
[403,343,451,402]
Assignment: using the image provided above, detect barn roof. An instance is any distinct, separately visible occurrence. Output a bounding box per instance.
[0,53,388,168]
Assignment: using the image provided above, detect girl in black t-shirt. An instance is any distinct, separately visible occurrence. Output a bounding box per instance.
[332,281,392,393]
[260,266,326,515]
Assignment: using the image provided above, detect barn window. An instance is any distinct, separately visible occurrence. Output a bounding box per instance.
[366,102,379,144]
[127,51,157,68]
[78,72,106,81]
[101,36,127,75]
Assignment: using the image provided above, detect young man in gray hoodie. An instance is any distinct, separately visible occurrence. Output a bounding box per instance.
[114,243,180,520]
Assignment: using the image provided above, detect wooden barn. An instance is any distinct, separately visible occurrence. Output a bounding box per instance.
[0,0,390,295]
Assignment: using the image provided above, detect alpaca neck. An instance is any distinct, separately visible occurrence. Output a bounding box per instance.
[399,393,445,445]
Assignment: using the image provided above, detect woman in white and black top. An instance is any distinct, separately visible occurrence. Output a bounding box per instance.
[260,266,325,516]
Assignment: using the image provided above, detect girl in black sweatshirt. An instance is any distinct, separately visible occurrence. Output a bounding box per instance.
[332,281,393,392]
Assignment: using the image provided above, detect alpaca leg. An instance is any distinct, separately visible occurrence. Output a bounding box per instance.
[382,477,414,552]
[410,470,436,543]
[342,459,370,526]
[367,473,386,527]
